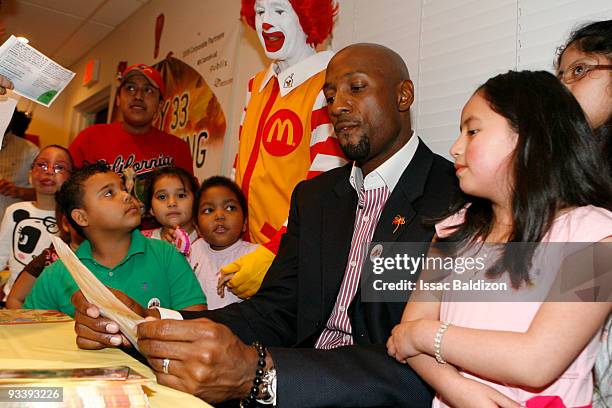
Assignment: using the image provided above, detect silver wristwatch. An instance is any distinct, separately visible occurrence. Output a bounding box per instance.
[257,368,277,405]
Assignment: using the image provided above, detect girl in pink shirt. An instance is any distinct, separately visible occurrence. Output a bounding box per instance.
[387,70,612,407]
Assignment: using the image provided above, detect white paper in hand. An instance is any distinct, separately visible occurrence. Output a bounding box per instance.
[50,235,142,349]
[0,36,75,107]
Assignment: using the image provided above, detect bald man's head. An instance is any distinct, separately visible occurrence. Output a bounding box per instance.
[333,43,410,85]
[324,43,415,175]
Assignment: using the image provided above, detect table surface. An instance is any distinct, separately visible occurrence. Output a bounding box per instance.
[0,314,212,407]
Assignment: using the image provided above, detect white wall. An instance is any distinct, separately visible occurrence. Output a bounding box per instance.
[16,85,67,149]
[26,0,612,168]
[332,0,612,158]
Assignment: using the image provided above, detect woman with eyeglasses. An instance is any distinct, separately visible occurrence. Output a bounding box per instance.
[556,19,612,408]
[0,145,73,303]
[556,20,611,174]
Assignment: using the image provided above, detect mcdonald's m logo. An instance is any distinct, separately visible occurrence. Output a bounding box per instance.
[262,109,303,157]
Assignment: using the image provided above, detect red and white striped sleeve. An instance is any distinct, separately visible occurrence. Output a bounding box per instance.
[307,89,347,179]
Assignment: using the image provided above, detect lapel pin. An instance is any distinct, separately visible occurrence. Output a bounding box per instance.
[392,215,406,234]
[370,244,383,261]
[284,73,294,88]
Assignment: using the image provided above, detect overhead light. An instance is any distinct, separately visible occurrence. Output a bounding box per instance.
[16,37,29,44]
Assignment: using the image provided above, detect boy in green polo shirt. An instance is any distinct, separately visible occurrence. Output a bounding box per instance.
[24,162,206,316]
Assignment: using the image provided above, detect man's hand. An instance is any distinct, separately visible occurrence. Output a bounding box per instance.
[137,318,271,403]
[71,289,155,350]
[218,245,275,299]
[0,75,14,95]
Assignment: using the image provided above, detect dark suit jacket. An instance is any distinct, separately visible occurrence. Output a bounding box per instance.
[182,139,459,407]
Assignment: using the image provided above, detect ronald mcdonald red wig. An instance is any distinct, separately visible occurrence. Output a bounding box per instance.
[240,0,337,47]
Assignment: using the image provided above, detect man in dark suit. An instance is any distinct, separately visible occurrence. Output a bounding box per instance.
[72,43,459,407]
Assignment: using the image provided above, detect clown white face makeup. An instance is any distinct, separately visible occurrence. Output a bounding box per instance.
[254,0,315,71]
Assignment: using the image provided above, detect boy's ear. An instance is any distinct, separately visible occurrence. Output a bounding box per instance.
[71,208,89,228]
[242,218,247,233]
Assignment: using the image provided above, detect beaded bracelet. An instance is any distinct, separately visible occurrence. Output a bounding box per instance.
[240,341,267,408]
[434,321,451,364]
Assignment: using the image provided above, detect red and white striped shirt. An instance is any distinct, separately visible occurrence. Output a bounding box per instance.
[315,134,419,349]
[315,184,390,349]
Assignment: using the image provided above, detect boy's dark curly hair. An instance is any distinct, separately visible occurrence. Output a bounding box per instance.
[55,161,112,237]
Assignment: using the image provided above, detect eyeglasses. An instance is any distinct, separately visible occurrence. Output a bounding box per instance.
[558,62,612,84]
[31,161,70,174]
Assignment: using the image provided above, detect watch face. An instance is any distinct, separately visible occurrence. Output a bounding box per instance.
[259,368,277,403]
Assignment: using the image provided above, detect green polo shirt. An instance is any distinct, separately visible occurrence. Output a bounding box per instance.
[24,230,206,317]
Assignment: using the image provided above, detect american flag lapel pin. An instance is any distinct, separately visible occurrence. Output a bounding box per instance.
[392,215,406,234]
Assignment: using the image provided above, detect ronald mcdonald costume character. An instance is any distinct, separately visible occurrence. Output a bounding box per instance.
[220,0,346,298]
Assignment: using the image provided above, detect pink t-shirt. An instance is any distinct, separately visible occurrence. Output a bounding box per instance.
[189,238,257,310]
[432,205,612,407]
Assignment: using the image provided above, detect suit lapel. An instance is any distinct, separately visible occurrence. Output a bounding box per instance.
[372,139,433,242]
[359,140,436,344]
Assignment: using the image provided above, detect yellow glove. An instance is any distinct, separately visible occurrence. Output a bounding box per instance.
[219,245,275,299]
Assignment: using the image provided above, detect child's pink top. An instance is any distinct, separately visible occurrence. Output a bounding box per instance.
[432,205,612,407]
[189,238,258,310]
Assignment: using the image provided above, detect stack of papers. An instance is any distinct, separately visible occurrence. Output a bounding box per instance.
[0,309,73,325]
[0,366,152,407]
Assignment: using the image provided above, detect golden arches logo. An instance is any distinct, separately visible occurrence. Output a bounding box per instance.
[262,109,303,157]
[267,118,295,146]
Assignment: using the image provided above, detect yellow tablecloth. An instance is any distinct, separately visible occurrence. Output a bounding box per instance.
[0,317,212,407]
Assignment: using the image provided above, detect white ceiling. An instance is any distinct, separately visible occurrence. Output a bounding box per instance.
[0,0,150,68]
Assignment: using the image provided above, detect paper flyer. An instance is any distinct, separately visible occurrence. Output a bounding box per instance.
[0,35,75,107]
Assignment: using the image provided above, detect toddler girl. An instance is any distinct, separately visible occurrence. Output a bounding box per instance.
[191,176,257,309]
[142,166,199,248]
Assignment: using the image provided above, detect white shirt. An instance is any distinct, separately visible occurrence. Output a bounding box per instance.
[349,132,419,193]
[0,201,56,299]
[259,50,335,97]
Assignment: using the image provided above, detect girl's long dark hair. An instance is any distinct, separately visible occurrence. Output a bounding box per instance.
[438,70,612,289]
